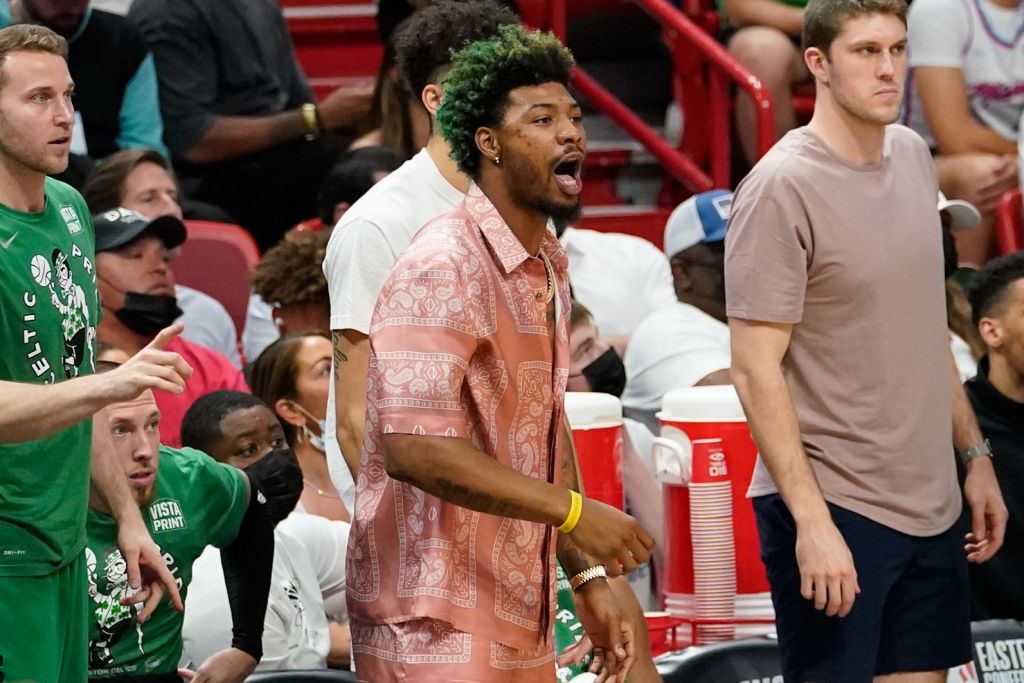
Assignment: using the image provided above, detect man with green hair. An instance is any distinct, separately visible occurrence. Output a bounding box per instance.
[346,24,654,683]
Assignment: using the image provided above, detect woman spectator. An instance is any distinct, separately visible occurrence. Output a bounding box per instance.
[250,333,348,522]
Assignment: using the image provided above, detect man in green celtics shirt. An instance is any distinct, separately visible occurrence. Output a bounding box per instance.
[0,24,192,683]
[86,362,278,682]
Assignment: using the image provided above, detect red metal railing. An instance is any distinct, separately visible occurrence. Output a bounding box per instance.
[531,0,774,192]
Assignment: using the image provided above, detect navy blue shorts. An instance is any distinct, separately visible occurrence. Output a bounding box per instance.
[754,494,972,683]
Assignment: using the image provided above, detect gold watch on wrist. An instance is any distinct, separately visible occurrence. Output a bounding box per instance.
[301,102,320,140]
[569,565,607,592]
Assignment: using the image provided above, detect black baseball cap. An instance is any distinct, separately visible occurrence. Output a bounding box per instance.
[93,207,187,252]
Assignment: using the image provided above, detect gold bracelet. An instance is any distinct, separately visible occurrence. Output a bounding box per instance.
[301,102,320,138]
[557,490,583,534]
[569,565,607,591]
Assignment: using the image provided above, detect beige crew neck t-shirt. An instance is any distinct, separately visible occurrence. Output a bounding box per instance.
[725,125,961,537]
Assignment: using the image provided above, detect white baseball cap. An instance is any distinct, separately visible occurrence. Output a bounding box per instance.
[937,192,981,231]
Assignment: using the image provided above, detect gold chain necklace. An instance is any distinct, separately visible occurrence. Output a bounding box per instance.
[539,249,555,304]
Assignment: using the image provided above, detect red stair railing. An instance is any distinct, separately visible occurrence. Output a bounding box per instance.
[530,0,774,193]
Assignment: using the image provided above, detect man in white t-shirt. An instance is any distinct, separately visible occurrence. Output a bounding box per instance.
[903,0,1023,265]
[322,1,519,505]
[557,224,677,353]
[622,190,733,430]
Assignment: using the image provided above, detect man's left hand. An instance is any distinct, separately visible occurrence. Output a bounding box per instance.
[573,578,636,683]
[116,518,184,621]
[178,648,258,683]
[963,456,1008,564]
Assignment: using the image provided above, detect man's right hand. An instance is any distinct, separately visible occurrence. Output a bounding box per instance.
[99,323,193,400]
[568,498,655,578]
[795,519,860,617]
[318,84,374,132]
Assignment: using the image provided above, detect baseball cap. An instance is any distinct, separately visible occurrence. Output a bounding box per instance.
[937,193,981,232]
[664,189,732,259]
[93,207,187,252]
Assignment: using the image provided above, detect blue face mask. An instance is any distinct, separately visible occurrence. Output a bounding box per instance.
[293,402,327,453]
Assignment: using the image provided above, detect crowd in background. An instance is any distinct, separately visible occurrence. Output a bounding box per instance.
[1,0,1024,679]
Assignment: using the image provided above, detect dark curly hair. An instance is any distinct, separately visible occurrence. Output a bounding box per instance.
[436,24,575,179]
[968,250,1024,325]
[250,230,330,308]
[393,0,520,100]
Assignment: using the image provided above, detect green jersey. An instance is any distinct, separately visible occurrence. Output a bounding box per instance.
[85,446,248,678]
[0,178,99,577]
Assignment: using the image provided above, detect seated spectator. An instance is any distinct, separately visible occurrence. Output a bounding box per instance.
[180,391,352,671]
[245,230,331,362]
[128,0,373,250]
[349,39,429,158]
[1,0,166,162]
[964,251,1024,620]
[940,193,987,380]
[723,0,810,165]
[250,333,349,522]
[83,149,242,367]
[904,0,1022,265]
[94,208,249,446]
[85,361,275,681]
[558,221,677,353]
[317,146,405,229]
[243,148,400,360]
[623,191,733,430]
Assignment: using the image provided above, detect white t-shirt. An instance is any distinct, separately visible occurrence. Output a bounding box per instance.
[621,301,731,411]
[559,227,677,339]
[321,149,465,508]
[905,0,1024,145]
[176,285,241,368]
[951,331,979,382]
[181,514,350,670]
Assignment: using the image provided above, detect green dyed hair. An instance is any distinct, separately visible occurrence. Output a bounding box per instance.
[436,24,575,179]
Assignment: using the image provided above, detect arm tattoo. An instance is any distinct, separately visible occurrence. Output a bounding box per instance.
[331,331,349,381]
[433,477,525,519]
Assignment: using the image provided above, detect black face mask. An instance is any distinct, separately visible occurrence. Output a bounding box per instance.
[244,448,304,525]
[115,292,183,336]
[582,348,627,397]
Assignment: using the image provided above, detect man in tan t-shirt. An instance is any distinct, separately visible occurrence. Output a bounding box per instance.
[725,0,1007,681]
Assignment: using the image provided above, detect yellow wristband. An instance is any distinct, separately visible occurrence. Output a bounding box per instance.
[558,490,583,534]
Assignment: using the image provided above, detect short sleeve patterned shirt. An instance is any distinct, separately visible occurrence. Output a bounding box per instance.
[346,184,571,652]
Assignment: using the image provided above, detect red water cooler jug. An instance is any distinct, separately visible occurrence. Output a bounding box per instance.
[564,392,624,511]
[654,385,774,642]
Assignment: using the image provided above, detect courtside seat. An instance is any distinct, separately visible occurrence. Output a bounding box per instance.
[174,220,260,337]
[996,188,1023,255]
[246,671,357,682]
[655,636,782,683]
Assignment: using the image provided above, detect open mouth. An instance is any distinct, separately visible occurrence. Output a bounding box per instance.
[49,136,70,146]
[552,155,583,196]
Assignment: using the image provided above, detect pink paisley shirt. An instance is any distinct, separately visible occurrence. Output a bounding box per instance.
[346,184,572,651]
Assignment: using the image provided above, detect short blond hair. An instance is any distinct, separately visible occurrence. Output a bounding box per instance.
[0,25,68,89]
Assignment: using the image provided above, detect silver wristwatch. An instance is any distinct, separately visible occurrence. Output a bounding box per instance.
[960,439,994,466]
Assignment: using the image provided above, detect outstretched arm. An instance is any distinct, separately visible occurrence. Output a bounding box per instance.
[0,324,191,444]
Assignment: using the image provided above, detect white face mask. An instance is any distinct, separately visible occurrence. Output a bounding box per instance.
[293,402,327,453]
